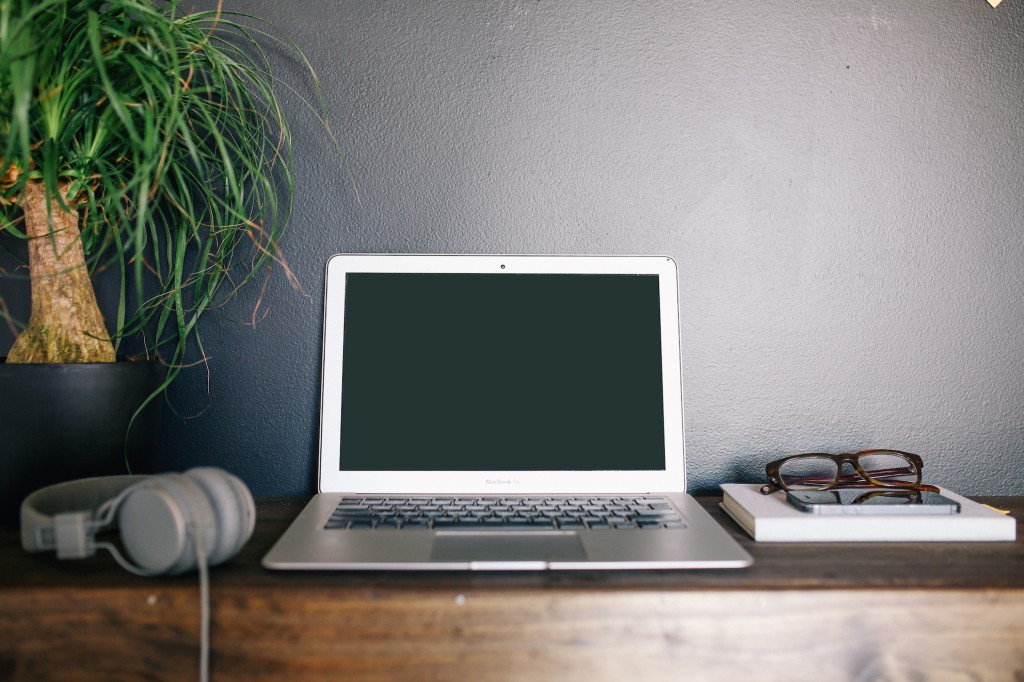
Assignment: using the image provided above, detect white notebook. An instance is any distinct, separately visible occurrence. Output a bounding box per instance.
[721,483,1016,542]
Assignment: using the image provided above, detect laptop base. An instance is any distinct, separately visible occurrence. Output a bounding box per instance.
[263,493,752,570]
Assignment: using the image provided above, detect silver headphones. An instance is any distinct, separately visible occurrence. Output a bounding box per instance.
[21,467,255,577]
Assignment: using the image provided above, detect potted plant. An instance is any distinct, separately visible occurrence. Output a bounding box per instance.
[0,0,330,518]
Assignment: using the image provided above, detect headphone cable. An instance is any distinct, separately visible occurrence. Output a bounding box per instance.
[192,524,211,682]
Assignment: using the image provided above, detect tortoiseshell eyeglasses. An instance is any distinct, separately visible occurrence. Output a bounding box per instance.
[760,449,940,495]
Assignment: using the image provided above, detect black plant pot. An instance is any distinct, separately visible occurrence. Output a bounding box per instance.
[0,359,166,525]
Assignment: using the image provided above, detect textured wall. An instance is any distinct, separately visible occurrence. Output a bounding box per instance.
[4,1,1023,495]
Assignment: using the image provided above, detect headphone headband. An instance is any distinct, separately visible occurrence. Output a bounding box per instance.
[21,476,149,558]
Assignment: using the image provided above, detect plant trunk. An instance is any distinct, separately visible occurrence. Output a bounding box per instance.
[7,179,115,363]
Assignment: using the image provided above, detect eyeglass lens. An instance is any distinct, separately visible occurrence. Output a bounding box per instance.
[777,452,918,490]
[855,451,919,485]
[778,457,839,490]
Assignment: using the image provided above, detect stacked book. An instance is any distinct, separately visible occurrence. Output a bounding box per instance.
[720,483,1017,542]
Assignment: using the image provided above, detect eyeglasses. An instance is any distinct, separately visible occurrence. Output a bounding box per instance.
[760,449,940,495]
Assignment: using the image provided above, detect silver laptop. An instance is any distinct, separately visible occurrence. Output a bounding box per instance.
[263,254,752,570]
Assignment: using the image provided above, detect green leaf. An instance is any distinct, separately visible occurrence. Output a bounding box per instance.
[1,0,346,381]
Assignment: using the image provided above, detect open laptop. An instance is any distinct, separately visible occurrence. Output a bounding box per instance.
[262,254,752,570]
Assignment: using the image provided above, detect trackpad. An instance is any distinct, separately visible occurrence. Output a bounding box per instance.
[431,532,586,562]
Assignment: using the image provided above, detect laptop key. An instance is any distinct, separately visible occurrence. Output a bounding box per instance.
[329,514,377,524]
[498,522,555,530]
[349,521,374,529]
[432,520,557,531]
[632,514,682,524]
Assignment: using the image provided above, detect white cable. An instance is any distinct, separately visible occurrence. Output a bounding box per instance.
[192,524,211,682]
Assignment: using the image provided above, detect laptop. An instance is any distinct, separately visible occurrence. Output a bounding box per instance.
[262,254,752,570]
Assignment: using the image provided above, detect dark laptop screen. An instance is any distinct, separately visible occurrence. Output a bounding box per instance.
[338,273,666,471]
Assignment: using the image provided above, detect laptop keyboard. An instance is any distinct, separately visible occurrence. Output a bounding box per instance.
[324,496,686,531]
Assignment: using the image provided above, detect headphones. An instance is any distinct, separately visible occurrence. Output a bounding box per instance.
[20,467,255,577]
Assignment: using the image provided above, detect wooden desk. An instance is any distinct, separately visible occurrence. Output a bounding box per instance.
[2,497,1022,681]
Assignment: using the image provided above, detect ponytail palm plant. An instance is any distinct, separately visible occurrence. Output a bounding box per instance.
[0,0,319,382]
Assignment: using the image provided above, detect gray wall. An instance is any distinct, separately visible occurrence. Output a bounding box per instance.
[7,1,1024,495]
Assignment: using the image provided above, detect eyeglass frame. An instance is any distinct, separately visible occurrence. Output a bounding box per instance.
[760,449,940,495]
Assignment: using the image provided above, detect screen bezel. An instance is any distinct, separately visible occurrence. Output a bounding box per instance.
[317,254,686,495]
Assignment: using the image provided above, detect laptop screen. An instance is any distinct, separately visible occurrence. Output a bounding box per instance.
[338,272,666,472]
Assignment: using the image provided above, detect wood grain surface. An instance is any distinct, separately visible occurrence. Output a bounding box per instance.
[2,497,1022,681]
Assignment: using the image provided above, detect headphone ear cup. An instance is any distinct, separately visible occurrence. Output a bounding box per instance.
[118,474,217,576]
[184,468,255,566]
